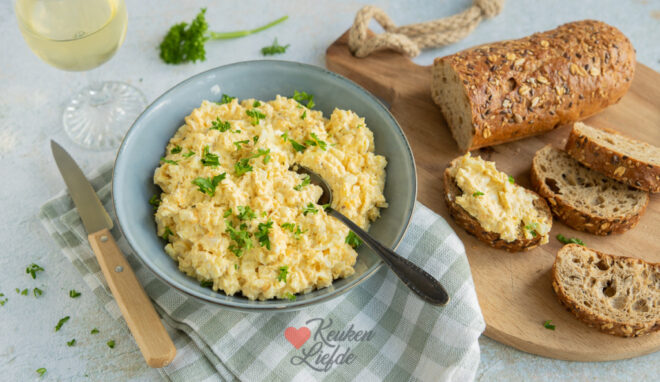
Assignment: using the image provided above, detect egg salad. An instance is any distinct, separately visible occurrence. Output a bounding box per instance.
[449,153,550,243]
[152,95,387,300]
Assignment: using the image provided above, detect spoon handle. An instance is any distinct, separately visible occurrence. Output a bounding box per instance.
[328,209,450,306]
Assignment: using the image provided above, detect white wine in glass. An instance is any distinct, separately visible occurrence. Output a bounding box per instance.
[15,0,146,150]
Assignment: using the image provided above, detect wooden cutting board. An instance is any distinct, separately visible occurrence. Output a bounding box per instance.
[326,31,660,361]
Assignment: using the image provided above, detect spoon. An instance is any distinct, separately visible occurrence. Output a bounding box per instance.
[295,166,450,306]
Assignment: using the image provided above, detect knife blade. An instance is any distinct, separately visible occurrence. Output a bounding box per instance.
[50,141,114,234]
[50,140,176,368]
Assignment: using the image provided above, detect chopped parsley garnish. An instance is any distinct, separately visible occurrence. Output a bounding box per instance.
[281,132,306,152]
[200,280,213,288]
[305,132,327,151]
[236,206,256,221]
[33,287,43,297]
[20,288,28,296]
[200,145,220,167]
[255,220,273,250]
[160,157,179,165]
[277,266,289,283]
[345,231,363,248]
[284,292,296,301]
[321,203,331,211]
[171,145,182,154]
[233,140,250,150]
[302,203,319,216]
[261,38,290,55]
[149,194,161,210]
[90,328,99,334]
[293,90,315,109]
[55,316,70,332]
[69,289,81,298]
[294,174,311,191]
[253,135,260,144]
[67,339,76,347]
[300,110,307,120]
[183,150,196,158]
[508,175,515,184]
[210,118,231,132]
[543,320,556,330]
[0,294,7,306]
[556,234,585,246]
[217,94,236,105]
[225,221,253,257]
[294,226,306,239]
[192,173,226,196]
[234,264,239,270]
[107,340,116,349]
[472,191,484,197]
[162,227,174,241]
[223,208,233,218]
[246,109,266,125]
[26,263,44,279]
[234,148,271,175]
[525,222,539,237]
[158,8,288,64]
[253,100,261,107]
[36,368,46,377]
[281,222,296,232]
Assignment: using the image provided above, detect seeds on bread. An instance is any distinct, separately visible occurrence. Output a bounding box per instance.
[565,122,660,193]
[531,145,649,235]
[552,244,660,337]
[431,20,636,152]
[444,154,552,252]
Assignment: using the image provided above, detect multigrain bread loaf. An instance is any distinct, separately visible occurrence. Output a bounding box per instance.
[552,244,660,337]
[444,155,552,252]
[530,145,649,235]
[565,122,660,193]
[431,20,636,152]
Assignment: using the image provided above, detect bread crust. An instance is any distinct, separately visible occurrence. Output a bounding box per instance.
[530,147,648,235]
[443,160,551,252]
[552,244,660,337]
[432,20,636,151]
[565,124,660,193]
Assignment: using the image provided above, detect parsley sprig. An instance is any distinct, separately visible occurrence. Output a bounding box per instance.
[302,203,319,216]
[305,132,327,151]
[149,194,161,210]
[192,173,226,196]
[200,145,220,167]
[55,316,70,332]
[26,263,44,279]
[525,222,539,237]
[345,231,363,248]
[277,266,289,283]
[225,220,253,257]
[159,8,288,64]
[556,234,585,246]
[293,90,315,108]
[294,174,311,191]
[281,132,306,152]
[261,38,290,55]
[472,191,484,197]
[236,206,256,221]
[234,148,271,175]
[171,145,182,154]
[233,140,250,150]
[69,290,81,298]
[255,220,274,250]
[543,320,556,330]
[217,94,236,105]
[210,118,231,132]
[246,109,266,125]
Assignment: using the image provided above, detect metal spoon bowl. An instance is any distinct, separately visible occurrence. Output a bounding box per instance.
[295,166,450,306]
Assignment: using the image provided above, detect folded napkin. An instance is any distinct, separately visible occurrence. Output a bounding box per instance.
[39,163,485,382]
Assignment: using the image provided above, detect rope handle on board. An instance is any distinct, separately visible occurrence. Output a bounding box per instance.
[348,0,505,58]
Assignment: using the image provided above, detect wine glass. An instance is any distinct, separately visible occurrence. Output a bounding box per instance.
[15,0,146,150]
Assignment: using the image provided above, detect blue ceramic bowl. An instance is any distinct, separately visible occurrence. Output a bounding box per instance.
[113,60,416,311]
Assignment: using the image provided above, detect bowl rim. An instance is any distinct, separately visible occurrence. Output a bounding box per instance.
[112,60,417,311]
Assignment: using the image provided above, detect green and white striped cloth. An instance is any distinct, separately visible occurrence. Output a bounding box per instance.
[39,163,485,381]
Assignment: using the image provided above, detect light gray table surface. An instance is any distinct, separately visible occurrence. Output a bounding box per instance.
[1,0,659,380]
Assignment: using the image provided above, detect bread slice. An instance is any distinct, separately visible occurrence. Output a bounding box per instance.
[444,157,552,252]
[565,122,660,193]
[531,145,649,235]
[552,244,660,337]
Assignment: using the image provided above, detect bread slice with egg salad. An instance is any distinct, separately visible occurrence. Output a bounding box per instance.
[444,153,552,252]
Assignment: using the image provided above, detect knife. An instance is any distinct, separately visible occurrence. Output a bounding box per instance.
[51,140,176,368]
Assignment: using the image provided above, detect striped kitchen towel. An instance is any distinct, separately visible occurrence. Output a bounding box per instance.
[39,162,485,382]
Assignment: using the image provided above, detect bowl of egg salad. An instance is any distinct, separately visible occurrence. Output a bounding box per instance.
[113,60,416,311]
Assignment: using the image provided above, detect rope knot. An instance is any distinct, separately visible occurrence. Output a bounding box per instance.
[475,0,504,18]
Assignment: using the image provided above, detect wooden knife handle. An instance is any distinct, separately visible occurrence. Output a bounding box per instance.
[89,228,176,368]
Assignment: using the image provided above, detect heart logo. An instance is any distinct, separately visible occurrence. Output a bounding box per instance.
[284,326,311,349]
